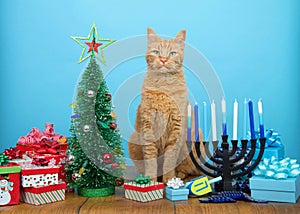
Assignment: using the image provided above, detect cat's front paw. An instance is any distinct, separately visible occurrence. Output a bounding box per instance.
[175,171,187,180]
[163,172,176,184]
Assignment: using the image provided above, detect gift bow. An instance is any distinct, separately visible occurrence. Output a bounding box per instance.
[17,124,67,149]
[265,129,282,147]
[167,177,184,189]
[247,129,282,148]
[31,157,49,166]
[3,147,24,160]
[35,138,60,154]
[254,156,300,179]
[134,174,151,184]
[0,154,9,166]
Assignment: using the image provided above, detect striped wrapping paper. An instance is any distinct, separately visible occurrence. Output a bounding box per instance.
[20,182,66,205]
[124,181,164,202]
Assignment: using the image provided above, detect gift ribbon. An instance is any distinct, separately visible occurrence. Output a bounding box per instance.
[31,157,49,166]
[17,124,67,151]
[0,154,9,166]
[134,174,151,184]
[247,129,282,148]
[124,182,164,192]
[254,156,300,179]
[3,147,24,160]
[167,177,184,189]
[265,129,282,147]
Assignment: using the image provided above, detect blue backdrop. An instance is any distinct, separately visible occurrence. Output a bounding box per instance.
[1,0,299,163]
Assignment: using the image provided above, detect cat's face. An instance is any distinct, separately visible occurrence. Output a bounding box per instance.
[146,28,186,73]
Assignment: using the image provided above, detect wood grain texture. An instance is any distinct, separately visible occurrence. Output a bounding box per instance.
[0,191,299,214]
[0,193,87,214]
[81,188,174,214]
[175,198,300,214]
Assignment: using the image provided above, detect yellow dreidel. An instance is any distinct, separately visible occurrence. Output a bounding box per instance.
[185,176,222,197]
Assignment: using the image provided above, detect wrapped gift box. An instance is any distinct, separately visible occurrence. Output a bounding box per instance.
[20,182,66,205]
[9,154,32,167]
[26,152,67,181]
[250,175,300,203]
[253,146,285,160]
[165,187,189,201]
[0,163,21,206]
[124,181,164,202]
[21,166,59,187]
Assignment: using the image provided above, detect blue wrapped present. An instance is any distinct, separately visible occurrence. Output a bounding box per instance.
[165,178,188,201]
[250,156,300,203]
[253,146,284,160]
[251,129,285,160]
[250,175,300,203]
[165,187,189,201]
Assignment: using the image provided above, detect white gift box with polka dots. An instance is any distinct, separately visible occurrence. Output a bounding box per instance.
[21,165,60,187]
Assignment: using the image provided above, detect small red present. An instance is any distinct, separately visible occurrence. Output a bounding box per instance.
[124,181,164,202]
[20,182,66,205]
[0,163,21,206]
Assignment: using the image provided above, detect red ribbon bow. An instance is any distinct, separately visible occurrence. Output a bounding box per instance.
[31,157,49,166]
[35,137,59,154]
[3,147,24,160]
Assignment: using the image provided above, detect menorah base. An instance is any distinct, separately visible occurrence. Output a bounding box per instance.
[188,135,266,193]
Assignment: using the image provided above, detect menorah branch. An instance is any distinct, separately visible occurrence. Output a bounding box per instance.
[232,138,266,178]
[187,141,220,177]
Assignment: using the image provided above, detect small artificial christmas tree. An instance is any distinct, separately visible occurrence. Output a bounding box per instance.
[66,24,125,197]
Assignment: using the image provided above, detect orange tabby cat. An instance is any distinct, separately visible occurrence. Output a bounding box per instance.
[128,28,203,183]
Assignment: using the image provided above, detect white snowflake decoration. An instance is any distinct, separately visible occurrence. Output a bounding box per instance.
[59,157,66,165]
[48,158,57,167]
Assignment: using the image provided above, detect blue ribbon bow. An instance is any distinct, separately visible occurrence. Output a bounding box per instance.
[247,129,283,148]
[254,156,300,179]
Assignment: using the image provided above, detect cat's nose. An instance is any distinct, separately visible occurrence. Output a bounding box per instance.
[160,58,167,64]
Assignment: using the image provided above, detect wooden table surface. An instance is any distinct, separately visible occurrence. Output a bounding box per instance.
[1,187,299,214]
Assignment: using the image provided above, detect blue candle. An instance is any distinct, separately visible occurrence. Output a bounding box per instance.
[203,102,208,141]
[248,100,255,139]
[242,98,248,139]
[194,103,199,142]
[187,104,192,141]
[221,97,227,135]
[258,99,264,138]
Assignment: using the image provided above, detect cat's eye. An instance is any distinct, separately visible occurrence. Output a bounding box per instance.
[152,50,159,55]
[169,51,177,57]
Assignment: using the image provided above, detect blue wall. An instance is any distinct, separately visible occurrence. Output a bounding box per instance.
[1,0,299,163]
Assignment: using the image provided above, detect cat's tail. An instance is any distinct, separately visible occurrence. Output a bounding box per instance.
[128,131,145,175]
[128,105,145,174]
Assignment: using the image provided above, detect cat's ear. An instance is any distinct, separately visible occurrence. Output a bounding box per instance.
[174,30,186,49]
[147,28,158,48]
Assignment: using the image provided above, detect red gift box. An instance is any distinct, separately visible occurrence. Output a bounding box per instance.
[21,182,66,205]
[0,163,21,206]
